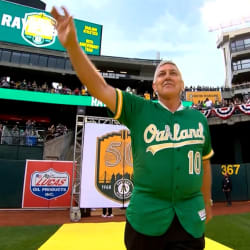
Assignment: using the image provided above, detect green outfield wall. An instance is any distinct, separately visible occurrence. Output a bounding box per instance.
[0,159,26,208]
[0,144,43,160]
[212,164,250,202]
[0,160,249,208]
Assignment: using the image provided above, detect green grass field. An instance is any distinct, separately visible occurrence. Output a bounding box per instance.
[0,213,249,250]
[0,225,60,250]
[206,213,250,250]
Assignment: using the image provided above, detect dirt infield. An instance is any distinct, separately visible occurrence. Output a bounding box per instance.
[0,201,250,227]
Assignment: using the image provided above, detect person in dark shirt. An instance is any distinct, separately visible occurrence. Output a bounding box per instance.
[222,173,232,206]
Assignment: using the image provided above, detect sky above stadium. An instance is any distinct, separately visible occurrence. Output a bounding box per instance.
[43,0,250,87]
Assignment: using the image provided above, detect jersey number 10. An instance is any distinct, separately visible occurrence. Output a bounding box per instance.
[188,150,201,175]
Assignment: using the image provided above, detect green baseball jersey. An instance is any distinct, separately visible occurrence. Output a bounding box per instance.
[112,89,214,237]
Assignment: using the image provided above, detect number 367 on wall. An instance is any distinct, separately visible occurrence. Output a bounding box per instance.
[221,164,240,175]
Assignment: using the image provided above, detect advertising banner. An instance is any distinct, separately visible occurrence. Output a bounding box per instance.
[185,91,222,104]
[22,160,73,208]
[0,1,102,55]
[80,123,133,208]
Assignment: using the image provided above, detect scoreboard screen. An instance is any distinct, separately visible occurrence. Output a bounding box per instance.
[0,1,102,55]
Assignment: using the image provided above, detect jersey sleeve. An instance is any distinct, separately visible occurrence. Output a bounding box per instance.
[202,115,214,160]
[112,88,145,129]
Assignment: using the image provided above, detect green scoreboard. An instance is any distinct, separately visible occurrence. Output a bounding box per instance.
[0,0,102,55]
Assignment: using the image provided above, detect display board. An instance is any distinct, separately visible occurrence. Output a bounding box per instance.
[0,0,102,55]
[80,123,133,208]
[22,160,73,208]
[186,91,222,104]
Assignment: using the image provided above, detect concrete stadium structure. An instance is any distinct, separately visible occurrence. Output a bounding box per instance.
[217,27,250,89]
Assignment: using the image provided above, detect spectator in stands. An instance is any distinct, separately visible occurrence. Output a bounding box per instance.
[55,123,64,136]
[50,124,56,134]
[48,124,55,134]
[1,122,12,144]
[197,100,203,110]
[221,99,228,107]
[0,123,2,142]
[20,79,27,90]
[229,99,234,107]
[81,85,88,95]
[144,90,150,100]
[233,97,242,105]
[32,120,36,132]
[132,88,137,95]
[58,83,63,93]
[27,81,32,90]
[10,80,15,89]
[191,102,198,109]
[19,129,26,145]
[1,78,10,88]
[125,86,133,94]
[25,120,33,136]
[67,87,72,94]
[214,98,221,108]
[46,124,56,141]
[204,98,213,109]
[11,123,20,144]
[53,82,62,93]
[32,81,38,91]
[73,87,80,95]
[15,80,21,89]
[42,82,49,92]
[45,123,68,141]
[63,125,68,134]
[62,85,67,94]
[52,7,213,249]
[246,96,250,104]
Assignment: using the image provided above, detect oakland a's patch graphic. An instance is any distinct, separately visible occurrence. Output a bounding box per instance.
[22,12,56,47]
[96,129,133,203]
[114,178,133,200]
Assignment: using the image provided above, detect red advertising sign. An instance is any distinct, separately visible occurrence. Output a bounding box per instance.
[22,160,73,208]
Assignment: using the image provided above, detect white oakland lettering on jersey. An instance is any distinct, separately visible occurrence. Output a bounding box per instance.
[144,122,205,155]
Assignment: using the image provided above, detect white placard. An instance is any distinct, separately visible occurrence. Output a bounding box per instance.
[80,123,133,208]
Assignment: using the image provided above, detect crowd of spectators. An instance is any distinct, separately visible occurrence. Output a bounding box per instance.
[191,95,250,111]
[0,120,69,146]
[45,123,68,141]
[1,76,250,143]
[2,75,250,101]
[0,77,88,96]
[184,82,250,92]
[184,86,222,92]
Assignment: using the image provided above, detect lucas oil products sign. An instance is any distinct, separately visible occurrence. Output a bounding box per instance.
[22,160,73,208]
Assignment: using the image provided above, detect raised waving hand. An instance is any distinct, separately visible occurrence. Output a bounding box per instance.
[51,6,78,49]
